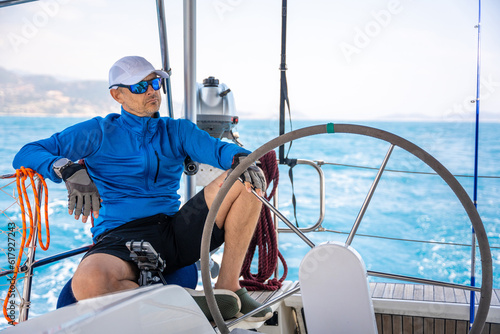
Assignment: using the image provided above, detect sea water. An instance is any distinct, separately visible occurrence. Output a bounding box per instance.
[0,116,499,327]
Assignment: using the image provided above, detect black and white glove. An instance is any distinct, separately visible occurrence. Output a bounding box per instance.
[228,153,267,192]
[61,164,101,222]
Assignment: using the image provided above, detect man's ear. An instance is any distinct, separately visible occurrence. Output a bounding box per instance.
[110,88,123,103]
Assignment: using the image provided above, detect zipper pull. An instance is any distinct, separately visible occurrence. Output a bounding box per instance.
[154,151,160,183]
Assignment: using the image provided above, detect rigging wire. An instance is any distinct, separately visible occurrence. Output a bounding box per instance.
[320,228,500,250]
[277,0,300,228]
[278,0,293,164]
[316,161,499,179]
[155,0,174,118]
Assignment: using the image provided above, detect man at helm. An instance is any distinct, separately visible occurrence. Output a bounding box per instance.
[13,56,272,322]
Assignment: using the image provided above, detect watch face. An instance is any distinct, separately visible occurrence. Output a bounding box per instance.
[54,158,70,169]
[53,159,72,178]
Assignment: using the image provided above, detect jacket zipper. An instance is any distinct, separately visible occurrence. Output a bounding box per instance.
[154,150,160,183]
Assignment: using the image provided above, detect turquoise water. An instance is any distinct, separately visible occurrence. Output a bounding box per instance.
[0,116,499,326]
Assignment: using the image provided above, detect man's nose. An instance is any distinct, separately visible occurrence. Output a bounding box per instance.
[145,83,156,94]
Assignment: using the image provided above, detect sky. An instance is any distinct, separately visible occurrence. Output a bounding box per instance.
[0,0,499,121]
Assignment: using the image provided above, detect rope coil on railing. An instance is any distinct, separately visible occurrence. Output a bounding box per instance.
[2,167,50,325]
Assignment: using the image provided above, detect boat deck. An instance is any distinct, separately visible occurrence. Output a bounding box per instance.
[370,282,500,334]
[248,281,500,334]
[370,282,500,306]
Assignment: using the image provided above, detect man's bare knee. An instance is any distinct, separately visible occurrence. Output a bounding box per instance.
[72,253,138,301]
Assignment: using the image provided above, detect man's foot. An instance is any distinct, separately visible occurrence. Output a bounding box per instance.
[235,287,273,322]
[186,288,241,321]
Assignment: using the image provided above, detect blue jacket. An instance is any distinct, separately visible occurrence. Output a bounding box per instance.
[13,108,249,240]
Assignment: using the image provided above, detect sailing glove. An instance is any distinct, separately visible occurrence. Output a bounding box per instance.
[61,164,101,219]
[228,153,267,191]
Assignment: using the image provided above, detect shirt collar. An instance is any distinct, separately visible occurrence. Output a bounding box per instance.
[120,107,160,137]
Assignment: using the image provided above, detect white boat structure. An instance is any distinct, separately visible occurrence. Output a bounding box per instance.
[0,0,497,333]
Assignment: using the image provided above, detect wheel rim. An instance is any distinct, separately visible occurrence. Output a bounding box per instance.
[200,123,492,334]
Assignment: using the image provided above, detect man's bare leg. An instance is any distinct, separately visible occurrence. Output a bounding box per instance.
[203,172,263,292]
[72,172,262,301]
[72,253,138,301]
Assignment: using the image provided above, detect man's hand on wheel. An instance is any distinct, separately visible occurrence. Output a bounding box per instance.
[227,153,266,196]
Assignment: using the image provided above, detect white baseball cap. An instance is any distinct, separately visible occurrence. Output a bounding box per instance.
[108,56,169,89]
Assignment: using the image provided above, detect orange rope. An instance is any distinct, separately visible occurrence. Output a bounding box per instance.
[2,167,50,325]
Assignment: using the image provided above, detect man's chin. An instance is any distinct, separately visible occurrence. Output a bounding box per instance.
[146,108,160,117]
[145,102,160,112]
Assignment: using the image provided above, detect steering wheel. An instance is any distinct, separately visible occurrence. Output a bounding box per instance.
[200,123,492,334]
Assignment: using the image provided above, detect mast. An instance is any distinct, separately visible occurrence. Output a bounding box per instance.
[183,0,197,200]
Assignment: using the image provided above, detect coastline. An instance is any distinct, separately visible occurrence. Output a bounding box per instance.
[1,113,498,123]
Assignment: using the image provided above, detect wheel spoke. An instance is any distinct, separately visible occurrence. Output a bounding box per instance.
[249,185,315,249]
[346,144,395,246]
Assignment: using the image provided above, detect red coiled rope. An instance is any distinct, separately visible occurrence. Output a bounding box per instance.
[239,150,288,291]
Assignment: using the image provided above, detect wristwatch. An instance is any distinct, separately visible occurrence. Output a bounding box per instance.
[53,158,73,179]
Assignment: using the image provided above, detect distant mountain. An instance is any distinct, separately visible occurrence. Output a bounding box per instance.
[1,68,498,122]
[0,68,116,117]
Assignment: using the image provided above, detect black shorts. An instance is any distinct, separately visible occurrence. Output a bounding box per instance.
[83,189,224,273]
